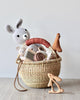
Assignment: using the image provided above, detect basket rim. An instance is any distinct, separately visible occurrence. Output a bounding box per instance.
[23,57,62,64]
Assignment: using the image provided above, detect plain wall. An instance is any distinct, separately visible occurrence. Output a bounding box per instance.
[0,0,80,78]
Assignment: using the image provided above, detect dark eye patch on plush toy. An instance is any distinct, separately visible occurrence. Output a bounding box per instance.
[39,47,45,51]
[17,35,20,37]
[24,34,27,37]
[25,29,27,31]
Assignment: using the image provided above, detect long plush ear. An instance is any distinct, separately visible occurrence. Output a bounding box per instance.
[16,19,23,28]
[6,25,14,33]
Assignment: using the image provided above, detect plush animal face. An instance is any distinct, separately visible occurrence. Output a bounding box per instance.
[12,28,30,44]
[6,19,30,44]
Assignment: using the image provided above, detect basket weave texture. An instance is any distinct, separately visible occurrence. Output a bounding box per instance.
[19,57,61,88]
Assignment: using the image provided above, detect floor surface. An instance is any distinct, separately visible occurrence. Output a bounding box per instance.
[0,79,80,100]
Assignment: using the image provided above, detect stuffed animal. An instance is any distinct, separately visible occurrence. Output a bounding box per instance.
[6,19,57,61]
[6,19,30,44]
[6,19,45,60]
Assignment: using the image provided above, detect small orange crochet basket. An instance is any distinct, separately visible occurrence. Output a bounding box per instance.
[14,38,61,90]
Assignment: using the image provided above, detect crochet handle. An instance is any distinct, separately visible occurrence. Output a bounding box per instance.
[26,38,51,48]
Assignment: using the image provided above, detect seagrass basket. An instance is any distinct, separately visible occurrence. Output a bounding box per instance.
[15,38,62,89]
[19,57,61,88]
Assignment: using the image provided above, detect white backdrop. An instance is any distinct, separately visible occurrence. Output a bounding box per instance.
[0,0,80,78]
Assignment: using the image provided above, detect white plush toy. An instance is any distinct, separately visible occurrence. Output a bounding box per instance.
[6,19,30,44]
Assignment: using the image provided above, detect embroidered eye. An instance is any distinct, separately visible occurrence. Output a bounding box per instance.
[25,29,27,31]
[17,35,20,37]
[23,34,27,40]
[24,34,27,37]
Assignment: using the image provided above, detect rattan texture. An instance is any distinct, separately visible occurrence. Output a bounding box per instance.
[19,57,61,88]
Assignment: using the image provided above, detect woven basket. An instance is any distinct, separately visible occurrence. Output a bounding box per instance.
[19,57,61,88]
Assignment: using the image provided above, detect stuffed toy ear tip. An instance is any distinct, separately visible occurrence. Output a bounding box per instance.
[6,25,14,33]
[6,25,10,29]
[20,18,23,21]
[16,18,23,28]
[19,18,23,23]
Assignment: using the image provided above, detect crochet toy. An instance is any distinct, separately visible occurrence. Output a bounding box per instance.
[6,19,57,61]
[52,33,62,52]
[6,19,46,60]
[6,19,30,44]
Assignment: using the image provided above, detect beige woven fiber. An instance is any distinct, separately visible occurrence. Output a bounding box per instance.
[19,57,61,88]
